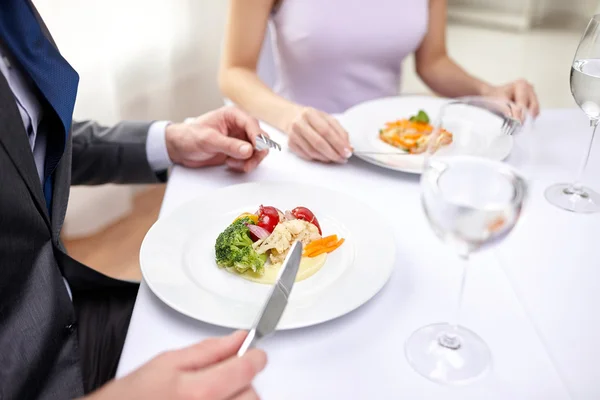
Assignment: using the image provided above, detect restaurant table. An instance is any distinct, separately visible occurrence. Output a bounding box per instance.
[117,108,599,399]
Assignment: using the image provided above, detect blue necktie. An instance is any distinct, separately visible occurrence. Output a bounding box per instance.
[0,0,79,213]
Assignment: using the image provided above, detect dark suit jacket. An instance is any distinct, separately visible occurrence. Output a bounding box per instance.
[0,4,165,399]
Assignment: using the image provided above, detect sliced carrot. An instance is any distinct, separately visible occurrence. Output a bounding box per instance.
[308,235,337,250]
[304,247,324,257]
[323,238,344,253]
[305,238,345,258]
[304,248,324,258]
[304,235,337,252]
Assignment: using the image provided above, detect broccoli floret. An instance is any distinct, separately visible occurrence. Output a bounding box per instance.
[215,217,267,274]
[231,246,268,274]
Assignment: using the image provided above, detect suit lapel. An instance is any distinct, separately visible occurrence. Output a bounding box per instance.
[0,2,67,234]
[0,73,51,229]
[51,133,70,238]
[30,0,71,238]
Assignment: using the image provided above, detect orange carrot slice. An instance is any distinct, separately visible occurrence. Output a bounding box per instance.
[305,238,345,258]
[304,235,337,252]
[323,238,344,253]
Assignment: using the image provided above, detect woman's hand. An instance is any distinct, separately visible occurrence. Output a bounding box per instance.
[482,79,540,118]
[286,107,352,163]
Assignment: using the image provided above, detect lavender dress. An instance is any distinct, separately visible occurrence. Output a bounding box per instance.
[267,0,429,114]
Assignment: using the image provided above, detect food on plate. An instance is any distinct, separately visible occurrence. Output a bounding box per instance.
[378,109,453,154]
[290,206,322,235]
[214,205,344,284]
[215,217,268,275]
[303,235,345,258]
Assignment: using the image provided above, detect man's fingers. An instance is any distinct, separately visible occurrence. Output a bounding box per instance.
[242,149,269,172]
[230,387,260,400]
[201,129,254,160]
[183,349,267,400]
[226,149,268,173]
[223,107,268,145]
[184,154,228,169]
[174,330,247,371]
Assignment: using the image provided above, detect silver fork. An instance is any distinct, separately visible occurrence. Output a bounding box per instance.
[255,134,282,151]
[501,116,522,136]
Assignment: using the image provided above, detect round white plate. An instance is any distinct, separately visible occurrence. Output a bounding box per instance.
[343,96,513,174]
[140,182,396,330]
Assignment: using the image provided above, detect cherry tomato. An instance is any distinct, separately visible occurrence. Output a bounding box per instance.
[291,206,322,235]
[257,205,280,234]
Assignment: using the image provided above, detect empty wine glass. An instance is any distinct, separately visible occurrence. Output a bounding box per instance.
[545,14,600,213]
[405,97,529,385]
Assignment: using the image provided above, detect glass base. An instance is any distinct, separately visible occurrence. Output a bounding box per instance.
[545,183,600,213]
[405,323,491,385]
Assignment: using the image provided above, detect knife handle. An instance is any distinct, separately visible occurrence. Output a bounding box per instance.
[237,329,257,357]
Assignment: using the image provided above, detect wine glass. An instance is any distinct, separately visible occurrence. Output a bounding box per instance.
[405,97,529,385]
[545,14,600,213]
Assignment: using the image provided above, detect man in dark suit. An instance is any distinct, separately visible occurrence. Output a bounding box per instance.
[0,1,268,399]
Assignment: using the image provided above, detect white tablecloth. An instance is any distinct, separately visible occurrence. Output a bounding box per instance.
[117,109,599,399]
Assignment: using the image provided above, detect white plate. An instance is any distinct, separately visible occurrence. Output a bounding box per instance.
[343,96,513,174]
[140,182,396,330]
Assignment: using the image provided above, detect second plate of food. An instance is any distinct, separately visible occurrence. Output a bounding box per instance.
[343,95,513,173]
[140,182,396,330]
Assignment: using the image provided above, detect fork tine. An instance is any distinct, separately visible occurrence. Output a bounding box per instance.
[266,135,281,151]
[258,134,281,151]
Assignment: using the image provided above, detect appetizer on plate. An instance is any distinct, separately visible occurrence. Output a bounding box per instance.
[378,110,453,154]
[214,205,344,284]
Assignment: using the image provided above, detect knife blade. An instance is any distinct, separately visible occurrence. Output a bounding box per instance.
[353,151,413,156]
[237,241,303,356]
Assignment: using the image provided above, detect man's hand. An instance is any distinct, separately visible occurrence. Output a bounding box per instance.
[166,107,270,172]
[85,331,266,400]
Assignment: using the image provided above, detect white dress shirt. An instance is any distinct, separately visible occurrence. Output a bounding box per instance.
[0,48,173,298]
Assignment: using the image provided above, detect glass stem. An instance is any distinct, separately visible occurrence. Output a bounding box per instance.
[438,253,469,350]
[571,118,599,193]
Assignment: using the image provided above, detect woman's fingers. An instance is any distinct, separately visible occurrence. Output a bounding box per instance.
[287,107,350,162]
[304,111,350,160]
[289,129,329,162]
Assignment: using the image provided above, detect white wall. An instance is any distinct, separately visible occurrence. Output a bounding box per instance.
[450,0,598,20]
[33,0,230,236]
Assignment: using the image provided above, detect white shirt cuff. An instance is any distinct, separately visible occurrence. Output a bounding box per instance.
[146,120,173,171]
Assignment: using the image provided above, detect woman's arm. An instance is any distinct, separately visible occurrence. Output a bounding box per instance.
[218,0,351,163]
[415,0,539,116]
[218,0,298,130]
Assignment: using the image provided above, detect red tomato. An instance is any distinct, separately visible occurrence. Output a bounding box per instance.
[257,205,280,233]
[291,206,322,235]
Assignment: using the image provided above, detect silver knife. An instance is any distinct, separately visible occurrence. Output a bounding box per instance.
[237,241,303,356]
[352,151,413,156]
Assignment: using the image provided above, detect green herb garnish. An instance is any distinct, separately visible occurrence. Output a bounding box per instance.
[409,110,430,124]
